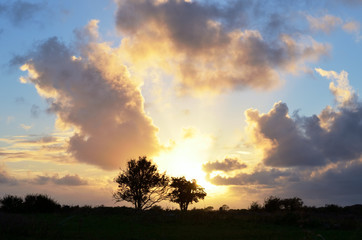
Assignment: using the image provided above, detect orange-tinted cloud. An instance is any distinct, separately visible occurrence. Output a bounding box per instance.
[31,174,88,186]
[203,158,247,173]
[115,0,329,94]
[19,21,161,170]
[306,14,343,33]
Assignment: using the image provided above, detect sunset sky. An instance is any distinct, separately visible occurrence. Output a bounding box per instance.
[1,0,362,209]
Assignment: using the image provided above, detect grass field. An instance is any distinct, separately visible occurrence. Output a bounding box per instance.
[1,207,362,240]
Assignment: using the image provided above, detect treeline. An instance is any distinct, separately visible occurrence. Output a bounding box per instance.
[249,196,304,212]
[248,196,362,214]
[0,194,61,213]
[1,193,362,215]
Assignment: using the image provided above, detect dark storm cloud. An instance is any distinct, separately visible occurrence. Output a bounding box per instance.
[202,158,247,173]
[279,160,362,206]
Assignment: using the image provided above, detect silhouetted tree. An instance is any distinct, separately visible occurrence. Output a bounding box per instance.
[0,195,23,212]
[219,204,230,211]
[204,206,214,211]
[323,204,342,213]
[264,196,282,212]
[168,176,206,211]
[24,194,61,213]
[113,156,169,210]
[281,197,303,211]
[249,201,262,211]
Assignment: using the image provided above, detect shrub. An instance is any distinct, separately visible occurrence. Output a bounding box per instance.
[0,195,24,212]
[323,204,342,213]
[24,194,61,213]
[249,201,262,211]
[280,197,303,211]
[204,206,214,211]
[264,196,282,212]
[219,204,230,211]
[150,205,163,211]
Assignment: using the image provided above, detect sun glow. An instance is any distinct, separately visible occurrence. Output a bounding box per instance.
[154,131,227,195]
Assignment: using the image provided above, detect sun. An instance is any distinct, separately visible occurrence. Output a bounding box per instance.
[153,133,226,195]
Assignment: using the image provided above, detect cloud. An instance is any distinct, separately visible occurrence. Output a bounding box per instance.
[207,68,362,206]
[282,160,362,206]
[30,104,41,118]
[245,102,325,167]
[115,0,329,94]
[315,68,356,107]
[342,21,360,34]
[306,13,361,38]
[20,123,33,131]
[306,14,343,33]
[18,21,161,170]
[181,127,197,139]
[0,166,18,185]
[209,167,295,187]
[203,158,247,173]
[20,135,57,145]
[244,68,362,167]
[32,174,88,186]
[0,0,44,27]
[0,134,69,165]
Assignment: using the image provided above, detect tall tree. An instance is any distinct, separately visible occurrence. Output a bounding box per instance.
[113,156,169,210]
[168,176,206,211]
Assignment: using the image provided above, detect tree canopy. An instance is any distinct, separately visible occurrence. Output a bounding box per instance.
[113,156,169,210]
[168,176,206,211]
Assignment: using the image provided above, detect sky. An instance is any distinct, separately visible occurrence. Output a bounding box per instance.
[1,0,362,209]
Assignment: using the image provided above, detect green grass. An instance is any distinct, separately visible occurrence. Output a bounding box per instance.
[1,209,361,240]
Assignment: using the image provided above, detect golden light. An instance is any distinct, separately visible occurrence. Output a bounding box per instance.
[154,131,227,196]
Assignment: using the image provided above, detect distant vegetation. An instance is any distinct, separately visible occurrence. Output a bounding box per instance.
[1,196,362,240]
[0,194,60,213]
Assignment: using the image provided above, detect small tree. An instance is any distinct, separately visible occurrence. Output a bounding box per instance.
[113,156,169,210]
[168,176,206,211]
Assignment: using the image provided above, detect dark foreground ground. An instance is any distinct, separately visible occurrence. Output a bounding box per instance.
[1,207,362,240]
